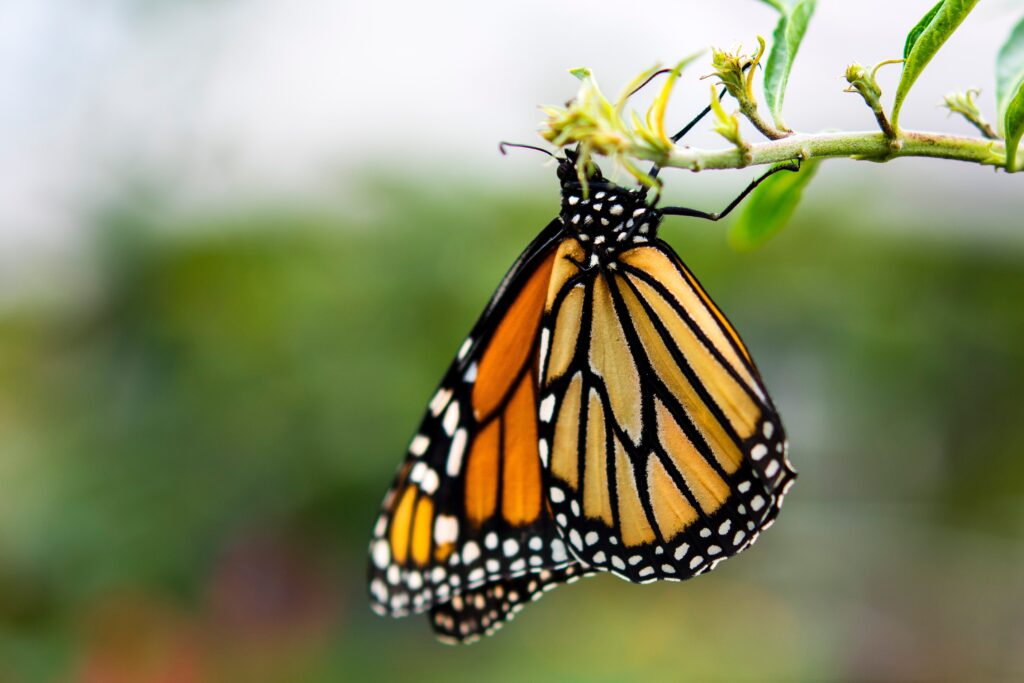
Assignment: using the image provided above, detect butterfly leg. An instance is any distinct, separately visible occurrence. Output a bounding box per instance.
[644,87,732,193]
[659,160,801,222]
[644,62,757,188]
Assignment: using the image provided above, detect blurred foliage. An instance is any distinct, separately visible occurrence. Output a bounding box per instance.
[0,178,1023,681]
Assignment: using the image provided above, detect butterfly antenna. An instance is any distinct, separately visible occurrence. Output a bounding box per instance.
[628,68,673,97]
[499,142,556,159]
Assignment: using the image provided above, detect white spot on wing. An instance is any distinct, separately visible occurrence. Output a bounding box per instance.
[442,402,460,436]
[434,515,459,544]
[430,388,452,416]
[539,394,556,422]
[539,328,550,376]
[409,434,430,456]
[462,541,481,564]
[372,540,390,569]
[420,468,439,494]
[457,338,473,360]
[447,428,468,476]
[551,539,567,562]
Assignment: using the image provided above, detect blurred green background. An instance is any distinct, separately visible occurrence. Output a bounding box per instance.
[1,174,1023,681]
[4,1,1024,681]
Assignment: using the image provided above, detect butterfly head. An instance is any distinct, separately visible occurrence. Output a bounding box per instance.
[557,152,662,265]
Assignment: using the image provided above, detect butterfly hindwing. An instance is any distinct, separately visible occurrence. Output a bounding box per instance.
[537,231,795,583]
[368,220,577,619]
[429,563,592,643]
[369,155,798,643]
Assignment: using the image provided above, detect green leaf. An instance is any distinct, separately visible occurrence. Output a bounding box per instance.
[996,14,1024,137]
[729,160,821,250]
[903,1,943,58]
[1005,81,1024,171]
[760,0,817,131]
[891,0,980,131]
[569,67,592,81]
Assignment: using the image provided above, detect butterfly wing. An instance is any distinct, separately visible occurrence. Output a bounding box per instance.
[429,564,593,644]
[368,219,583,623]
[537,238,795,583]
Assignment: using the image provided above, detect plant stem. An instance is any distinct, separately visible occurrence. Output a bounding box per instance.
[959,116,998,141]
[656,130,1005,171]
[739,100,791,140]
[871,107,897,139]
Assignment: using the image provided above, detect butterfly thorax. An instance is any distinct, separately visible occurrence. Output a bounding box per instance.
[559,182,662,268]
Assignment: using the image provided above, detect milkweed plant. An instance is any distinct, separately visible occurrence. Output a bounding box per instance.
[540,0,1024,248]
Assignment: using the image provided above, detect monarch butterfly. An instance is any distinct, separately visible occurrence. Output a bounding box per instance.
[367,139,797,643]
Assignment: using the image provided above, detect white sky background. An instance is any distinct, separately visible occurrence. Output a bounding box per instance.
[2,0,1023,296]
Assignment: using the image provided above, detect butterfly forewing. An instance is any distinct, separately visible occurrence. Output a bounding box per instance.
[537,238,795,583]
[369,156,797,643]
[367,220,580,625]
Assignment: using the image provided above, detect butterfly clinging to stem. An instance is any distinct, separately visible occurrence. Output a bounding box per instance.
[367,95,798,644]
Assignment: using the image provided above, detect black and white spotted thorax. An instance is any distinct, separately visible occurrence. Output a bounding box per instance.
[558,183,662,268]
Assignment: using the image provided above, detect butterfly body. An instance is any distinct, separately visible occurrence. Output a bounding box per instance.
[368,155,795,643]
[557,180,661,267]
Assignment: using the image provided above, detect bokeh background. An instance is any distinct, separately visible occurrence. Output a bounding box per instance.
[3,1,1024,681]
